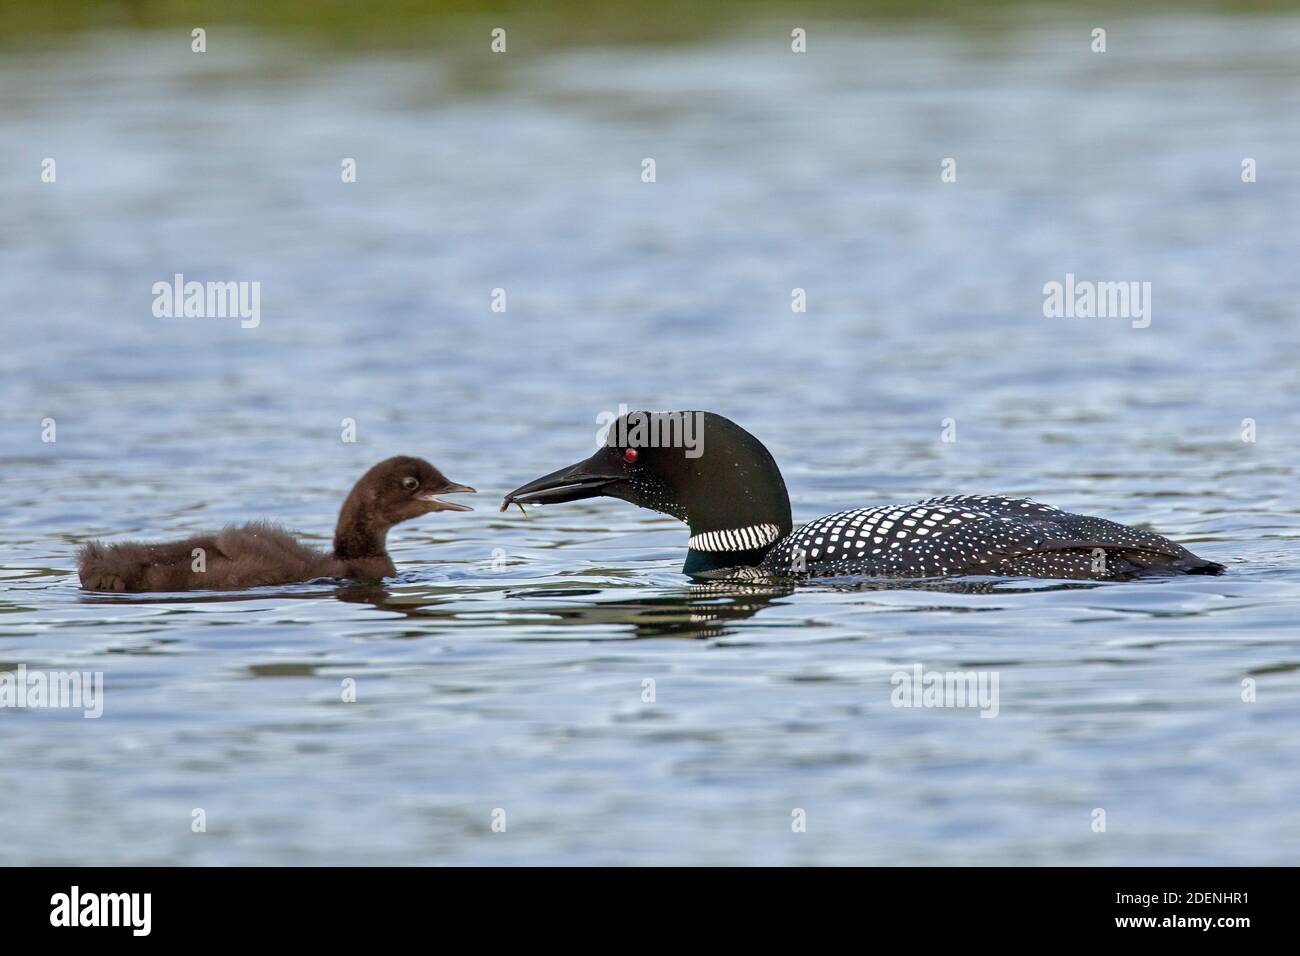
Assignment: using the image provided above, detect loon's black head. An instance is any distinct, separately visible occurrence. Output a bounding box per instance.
[502,411,792,576]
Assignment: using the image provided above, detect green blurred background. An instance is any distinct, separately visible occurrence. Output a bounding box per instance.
[8,0,1300,48]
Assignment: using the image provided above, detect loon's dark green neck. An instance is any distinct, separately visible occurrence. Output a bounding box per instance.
[683,544,775,576]
[681,507,791,575]
[674,417,793,575]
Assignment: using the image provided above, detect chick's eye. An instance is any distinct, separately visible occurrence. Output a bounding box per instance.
[402,476,419,491]
[623,448,639,464]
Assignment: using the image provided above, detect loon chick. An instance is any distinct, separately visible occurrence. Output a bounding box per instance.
[501,411,1223,581]
[78,456,475,592]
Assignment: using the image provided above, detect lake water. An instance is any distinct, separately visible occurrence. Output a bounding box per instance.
[2,14,1298,865]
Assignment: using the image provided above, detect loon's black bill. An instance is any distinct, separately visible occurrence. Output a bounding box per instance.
[502,459,619,509]
[422,481,476,512]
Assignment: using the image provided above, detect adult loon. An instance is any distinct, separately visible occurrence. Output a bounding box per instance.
[502,411,1223,581]
[78,457,475,592]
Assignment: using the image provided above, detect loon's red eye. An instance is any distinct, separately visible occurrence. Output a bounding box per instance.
[623,447,639,464]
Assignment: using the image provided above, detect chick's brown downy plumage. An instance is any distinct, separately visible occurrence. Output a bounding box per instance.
[77,457,474,592]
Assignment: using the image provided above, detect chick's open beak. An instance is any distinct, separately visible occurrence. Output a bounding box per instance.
[421,481,476,512]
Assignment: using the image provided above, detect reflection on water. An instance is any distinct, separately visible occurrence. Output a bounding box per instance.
[2,14,1300,864]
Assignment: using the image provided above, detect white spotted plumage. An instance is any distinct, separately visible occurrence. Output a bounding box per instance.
[758,496,1206,580]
